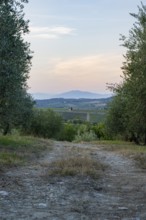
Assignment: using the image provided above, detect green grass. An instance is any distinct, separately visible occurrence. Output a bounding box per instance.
[0,135,35,149]
[0,152,24,166]
[0,135,52,170]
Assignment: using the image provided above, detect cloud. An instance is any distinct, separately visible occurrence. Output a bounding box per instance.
[45,54,123,92]
[29,26,75,39]
[29,53,123,93]
[52,54,122,78]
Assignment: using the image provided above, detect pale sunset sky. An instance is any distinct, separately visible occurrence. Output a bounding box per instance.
[24,0,141,94]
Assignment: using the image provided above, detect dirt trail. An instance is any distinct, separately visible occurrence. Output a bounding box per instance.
[0,141,146,220]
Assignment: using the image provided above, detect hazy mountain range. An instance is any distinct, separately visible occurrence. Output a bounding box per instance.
[32,90,112,100]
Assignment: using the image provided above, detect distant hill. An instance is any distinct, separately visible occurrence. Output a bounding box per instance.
[32,90,112,100]
[35,97,113,110]
[55,90,111,99]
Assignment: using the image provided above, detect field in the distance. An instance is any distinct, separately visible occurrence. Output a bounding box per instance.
[35,97,112,123]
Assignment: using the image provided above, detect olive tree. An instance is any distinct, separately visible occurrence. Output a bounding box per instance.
[106,3,146,144]
[0,0,33,134]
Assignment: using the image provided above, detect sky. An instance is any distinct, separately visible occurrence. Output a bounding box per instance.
[24,0,141,94]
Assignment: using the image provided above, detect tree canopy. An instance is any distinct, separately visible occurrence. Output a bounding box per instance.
[106,2,146,144]
[0,0,33,135]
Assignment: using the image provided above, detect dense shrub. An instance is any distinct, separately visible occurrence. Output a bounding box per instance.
[58,123,77,142]
[91,122,106,140]
[75,130,97,142]
[74,124,97,142]
[22,109,109,142]
[59,122,108,142]
[24,109,63,139]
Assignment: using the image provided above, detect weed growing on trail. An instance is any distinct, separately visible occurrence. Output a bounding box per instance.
[47,147,105,179]
[48,157,104,179]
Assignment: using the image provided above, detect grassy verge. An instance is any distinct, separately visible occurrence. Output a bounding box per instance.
[0,135,52,170]
[94,140,146,169]
[47,146,106,179]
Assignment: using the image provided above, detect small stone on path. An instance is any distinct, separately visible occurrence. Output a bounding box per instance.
[38,203,47,208]
[118,207,128,210]
[0,191,9,196]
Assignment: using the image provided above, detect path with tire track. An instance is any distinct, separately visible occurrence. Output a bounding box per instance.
[0,141,146,220]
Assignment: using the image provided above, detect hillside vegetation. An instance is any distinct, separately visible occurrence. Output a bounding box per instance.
[35,97,112,110]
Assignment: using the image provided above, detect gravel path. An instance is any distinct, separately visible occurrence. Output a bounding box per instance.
[0,141,146,220]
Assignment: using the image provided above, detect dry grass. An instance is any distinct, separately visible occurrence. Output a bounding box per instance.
[94,140,146,169]
[48,157,104,179]
[0,152,24,167]
[47,146,105,179]
[0,135,52,170]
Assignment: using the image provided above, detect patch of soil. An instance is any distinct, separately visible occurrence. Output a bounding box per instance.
[0,141,146,220]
